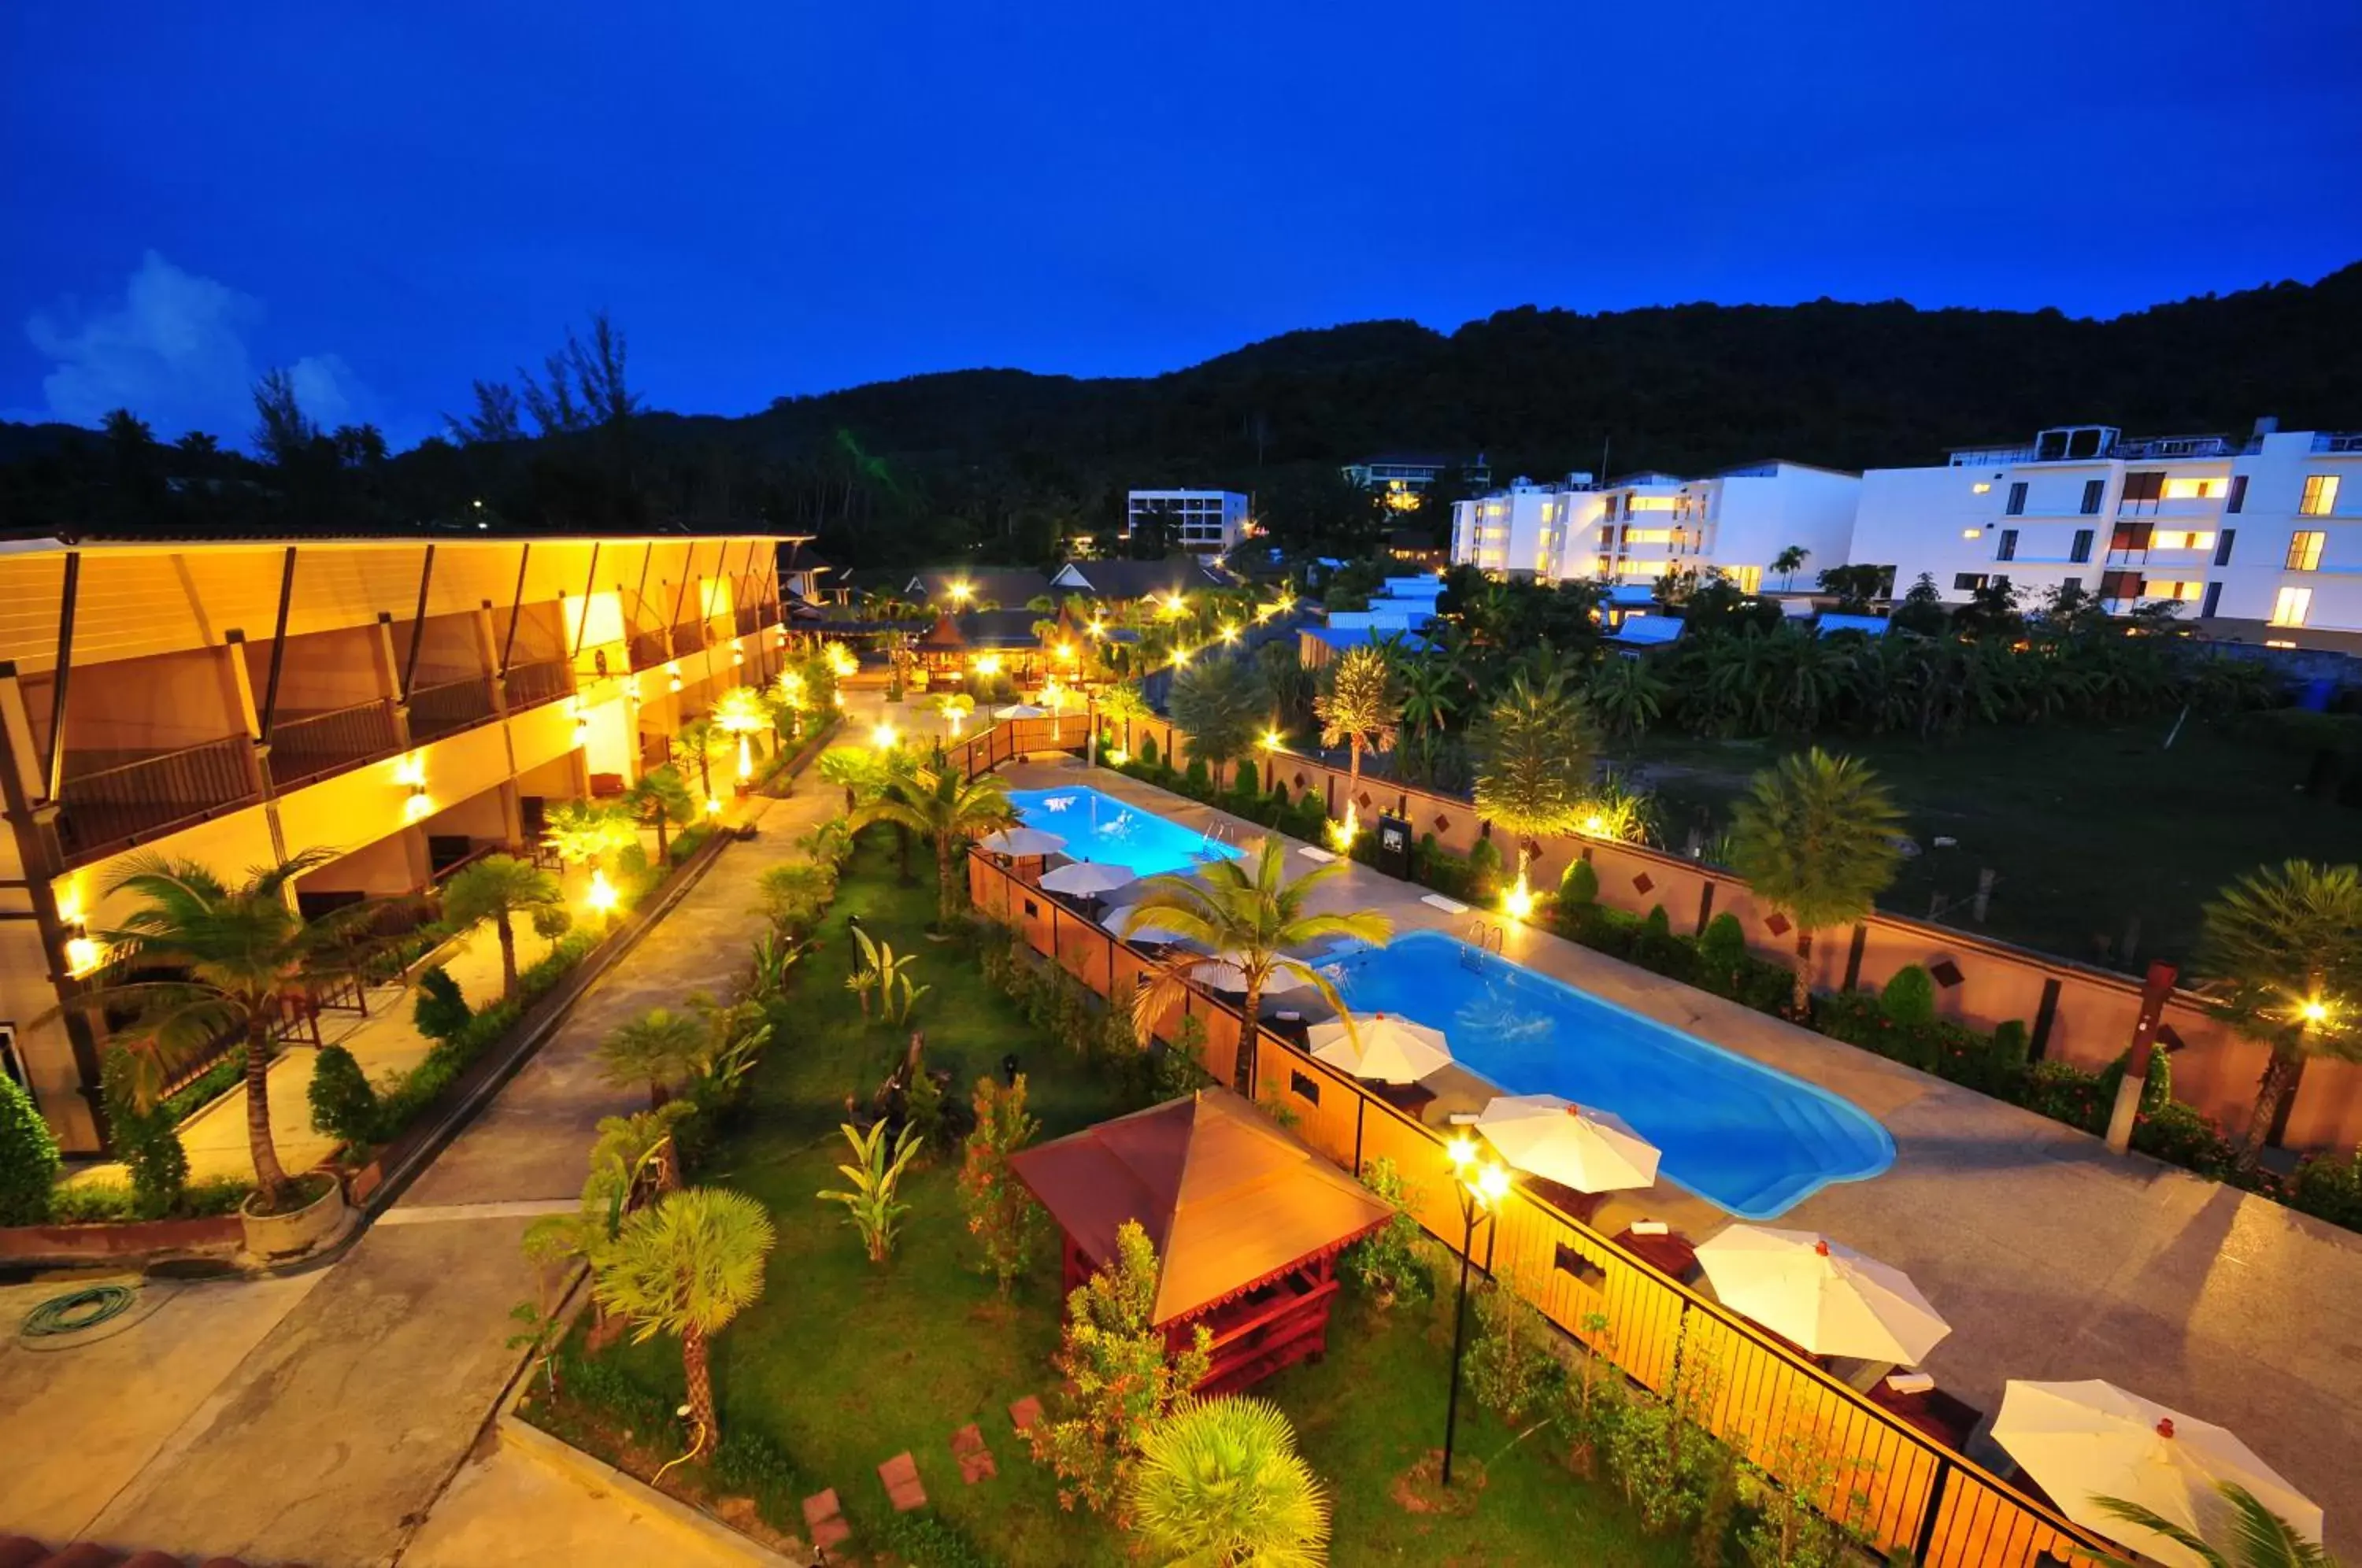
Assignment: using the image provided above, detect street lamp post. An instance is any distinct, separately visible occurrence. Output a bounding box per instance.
[1442,1134,1509,1486]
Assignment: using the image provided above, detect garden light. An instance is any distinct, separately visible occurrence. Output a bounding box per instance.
[1087,618,1106,638]
[1261,728,1283,751]
[1447,1132,1477,1169]
[1220,623,1238,643]
[1170,646,1192,668]
[737,735,753,781]
[1474,1163,1510,1206]
[1327,802,1358,852]
[1503,874,1535,922]
[824,642,859,677]
[974,653,1002,675]
[1056,642,1077,664]
[871,721,899,749]
[1582,812,1606,836]
[705,795,724,817]
[2301,998,2331,1024]
[1106,749,1129,767]
[948,580,974,604]
[65,934,105,978]
[586,868,619,916]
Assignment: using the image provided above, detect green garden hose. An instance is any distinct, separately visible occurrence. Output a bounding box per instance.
[20,1283,139,1339]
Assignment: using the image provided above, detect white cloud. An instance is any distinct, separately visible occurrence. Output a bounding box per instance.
[20,251,370,445]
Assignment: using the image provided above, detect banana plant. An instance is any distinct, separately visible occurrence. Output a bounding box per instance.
[746,929,800,999]
[850,926,931,1025]
[816,1121,924,1263]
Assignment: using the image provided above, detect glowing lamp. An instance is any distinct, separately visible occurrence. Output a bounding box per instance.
[1056,642,1077,663]
[586,868,619,915]
[1220,623,1238,643]
[2301,998,2331,1024]
[1503,875,1535,922]
[65,935,105,978]
[732,645,745,667]
[1106,749,1129,767]
[871,722,899,749]
[1447,1133,1477,1170]
[666,660,683,694]
[705,795,724,817]
[1475,1163,1511,1205]
[1170,647,1192,668]
[1582,813,1606,836]
[736,735,753,781]
[404,787,432,821]
[1327,803,1358,852]
[1087,619,1106,638]
[948,580,974,604]
[974,653,1002,675]
[1260,728,1283,751]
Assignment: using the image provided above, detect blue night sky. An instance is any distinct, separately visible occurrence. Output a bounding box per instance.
[5,0,2357,449]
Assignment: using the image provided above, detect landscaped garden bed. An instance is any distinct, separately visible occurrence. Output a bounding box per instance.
[515,838,1697,1566]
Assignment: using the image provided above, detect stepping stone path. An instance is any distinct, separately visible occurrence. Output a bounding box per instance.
[878,1451,929,1513]
[950,1422,996,1485]
[1008,1393,1044,1434]
[800,1489,851,1554]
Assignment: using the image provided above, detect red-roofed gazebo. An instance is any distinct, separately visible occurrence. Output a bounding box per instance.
[1009,1088,1394,1392]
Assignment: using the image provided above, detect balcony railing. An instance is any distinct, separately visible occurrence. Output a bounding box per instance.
[502,658,575,712]
[671,623,707,655]
[2315,432,2362,453]
[407,674,497,742]
[734,605,761,637]
[57,735,260,864]
[628,630,672,671]
[270,698,400,789]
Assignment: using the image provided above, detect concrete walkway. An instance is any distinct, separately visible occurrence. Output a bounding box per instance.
[1013,758,2362,1561]
[3,703,872,1566]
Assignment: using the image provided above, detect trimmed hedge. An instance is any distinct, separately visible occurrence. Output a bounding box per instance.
[0,1073,61,1225]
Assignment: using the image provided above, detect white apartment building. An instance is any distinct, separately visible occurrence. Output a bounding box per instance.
[1849,422,2362,646]
[1341,452,1491,508]
[1449,460,1860,591]
[1125,490,1251,554]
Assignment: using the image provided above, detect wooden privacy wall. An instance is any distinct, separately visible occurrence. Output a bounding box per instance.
[1083,713,2358,1152]
[966,848,2110,1567]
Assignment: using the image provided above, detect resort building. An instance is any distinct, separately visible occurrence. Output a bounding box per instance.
[1849,422,2362,646]
[1449,460,1860,591]
[1340,452,1491,509]
[1047,557,1230,604]
[1123,490,1252,554]
[0,530,797,1152]
[900,566,1053,610]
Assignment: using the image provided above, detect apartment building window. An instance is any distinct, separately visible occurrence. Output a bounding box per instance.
[2157,531,2215,552]
[2226,475,2249,513]
[2121,472,2166,505]
[2286,531,2326,571]
[2300,475,2342,516]
[2079,479,2105,515]
[2061,576,2083,597]
[1953,572,1989,591]
[2271,586,2313,628]
[2201,582,2223,618]
[2099,570,2143,601]
[2148,581,2203,603]
[2110,522,2153,553]
[2005,482,2027,516]
[2214,529,2237,566]
[2162,477,2218,500]
[1996,528,2019,561]
[2070,528,2094,563]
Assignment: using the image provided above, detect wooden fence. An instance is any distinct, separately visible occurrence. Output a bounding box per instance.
[967,847,2109,1568]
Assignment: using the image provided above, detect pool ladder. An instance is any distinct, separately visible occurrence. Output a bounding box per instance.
[1461,919,1505,971]
[1197,821,1235,858]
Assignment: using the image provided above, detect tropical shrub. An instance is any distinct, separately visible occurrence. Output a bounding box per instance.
[1340,1156,1431,1307]
[0,1071,61,1224]
[413,965,472,1044]
[1128,1397,1331,1568]
[590,1186,776,1456]
[958,1074,1045,1296]
[1029,1219,1214,1517]
[1468,835,1504,900]
[1880,966,1938,1027]
[1697,912,1747,993]
[2287,1146,2362,1230]
[100,1047,188,1219]
[307,1044,381,1149]
[1560,856,1600,907]
[817,1120,923,1264]
[1465,1274,1567,1427]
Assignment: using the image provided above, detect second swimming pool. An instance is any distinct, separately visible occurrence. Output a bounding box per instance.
[1009,786,1244,878]
[1326,932,1894,1218]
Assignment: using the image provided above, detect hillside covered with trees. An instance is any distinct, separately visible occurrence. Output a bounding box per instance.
[4,265,2358,571]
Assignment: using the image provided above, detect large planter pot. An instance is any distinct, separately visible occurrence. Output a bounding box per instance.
[240,1174,349,1260]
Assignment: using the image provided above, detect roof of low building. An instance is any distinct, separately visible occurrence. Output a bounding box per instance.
[901,565,1052,605]
[1049,557,1230,600]
[1608,615,1684,648]
[1304,626,1429,653]
[1009,1089,1394,1326]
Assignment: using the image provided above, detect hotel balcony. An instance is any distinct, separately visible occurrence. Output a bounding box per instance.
[56,734,261,864]
[2104,545,2217,571]
[502,656,576,712]
[269,697,402,789]
[406,672,498,742]
[628,628,672,671]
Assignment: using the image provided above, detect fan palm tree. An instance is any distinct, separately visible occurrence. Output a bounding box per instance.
[591,1186,776,1457]
[542,798,635,874]
[440,854,562,1001]
[2094,1482,2338,1568]
[1313,645,1401,805]
[818,745,885,815]
[74,848,391,1207]
[1397,650,1463,743]
[1727,749,1905,1012]
[1098,682,1153,753]
[596,1007,712,1108]
[1585,657,1666,741]
[2194,860,2362,1173]
[1120,836,1391,1093]
[675,715,723,799]
[853,767,1018,927]
[1129,1396,1331,1568]
[1168,657,1264,790]
[1471,670,1595,899]
[622,764,695,860]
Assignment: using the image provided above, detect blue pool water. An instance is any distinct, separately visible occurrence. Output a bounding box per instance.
[1327,932,1894,1218]
[1009,787,1245,878]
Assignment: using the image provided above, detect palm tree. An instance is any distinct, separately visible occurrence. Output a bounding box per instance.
[76,849,388,1207]
[675,715,722,799]
[1397,651,1463,744]
[440,854,563,1000]
[1120,836,1391,1093]
[590,1100,696,1198]
[597,1008,711,1107]
[854,767,1018,927]
[1471,671,1595,902]
[542,798,635,874]
[1727,749,1905,1012]
[2094,1482,2338,1568]
[1313,645,1401,805]
[1585,658,1666,741]
[591,1186,776,1457]
[1129,1396,1331,1568]
[818,745,885,815]
[1098,682,1152,753]
[2194,860,2362,1172]
[1168,657,1263,790]
[623,764,695,860]
[1772,544,1811,591]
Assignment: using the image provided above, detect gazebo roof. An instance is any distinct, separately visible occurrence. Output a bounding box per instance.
[1009,1089,1395,1326]
[913,611,969,653]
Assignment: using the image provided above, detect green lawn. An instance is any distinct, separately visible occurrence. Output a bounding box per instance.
[1616,719,2362,966]
[535,839,1686,1566]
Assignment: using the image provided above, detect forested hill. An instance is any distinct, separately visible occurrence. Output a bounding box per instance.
[741,264,2362,479]
[5,265,2358,563]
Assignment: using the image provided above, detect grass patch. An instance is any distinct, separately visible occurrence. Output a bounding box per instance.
[1622,719,2362,963]
[529,837,1684,1565]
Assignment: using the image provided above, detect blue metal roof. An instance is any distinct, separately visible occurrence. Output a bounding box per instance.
[1305,627,1430,653]
[1608,616,1683,647]
[1816,613,1890,638]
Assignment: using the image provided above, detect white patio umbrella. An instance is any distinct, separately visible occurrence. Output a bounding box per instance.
[1474,1093,1660,1192]
[994,703,1050,719]
[978,827,1065,857]
[1693,1226,1952,1364]
[1038,860,1138,897]
[1307,1012,1454,1085]
[1191,954,1315,994]
[1991,1381,2323,1568]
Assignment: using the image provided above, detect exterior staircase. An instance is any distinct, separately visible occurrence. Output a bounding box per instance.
[0,1541,281,1568]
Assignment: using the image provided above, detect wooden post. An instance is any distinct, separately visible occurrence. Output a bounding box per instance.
[2106,960,2177,1154]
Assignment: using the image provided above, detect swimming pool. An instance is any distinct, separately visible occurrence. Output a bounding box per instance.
[1325,932,1894,1218]
[1009,786,1245,878]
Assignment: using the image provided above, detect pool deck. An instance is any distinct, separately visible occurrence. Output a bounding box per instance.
[1006,757,2362,1555]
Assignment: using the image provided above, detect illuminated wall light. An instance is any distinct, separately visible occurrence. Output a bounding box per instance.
[1961,527,1983,539]
[65,934,106,978]
[666,659,683,694]
[732,643,746,667]
[973,654,1002,675]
